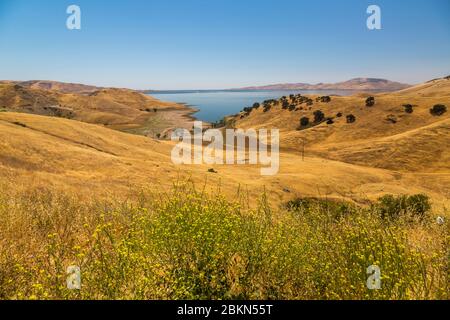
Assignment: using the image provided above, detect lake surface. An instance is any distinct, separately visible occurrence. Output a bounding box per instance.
[150,90,360,123]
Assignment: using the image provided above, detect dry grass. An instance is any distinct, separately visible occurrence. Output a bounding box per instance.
[0,83,192,137]
[0,183,448,300]
[1,111,449,210]
[0,78,449,300]
[236,78,450,173]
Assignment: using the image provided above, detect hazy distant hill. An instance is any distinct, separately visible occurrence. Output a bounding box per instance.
[235,78,411,91]
[0,80,104,94]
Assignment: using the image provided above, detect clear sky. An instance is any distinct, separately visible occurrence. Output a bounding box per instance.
[0,0,449,89]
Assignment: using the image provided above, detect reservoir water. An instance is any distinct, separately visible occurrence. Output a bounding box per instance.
[150,90,360,123]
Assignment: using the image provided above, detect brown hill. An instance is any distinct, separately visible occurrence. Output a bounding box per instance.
[0,83,195,138]
[0,77,448,209]
[0,111,448,209]
[233,77,450,178]
[236,78,411,91]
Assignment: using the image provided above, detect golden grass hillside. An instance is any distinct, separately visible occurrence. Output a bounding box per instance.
[0,80,449,301]
[0,184,448,300]
[0,83,195,138]
[0,111,449,210]
[234,77,450,174]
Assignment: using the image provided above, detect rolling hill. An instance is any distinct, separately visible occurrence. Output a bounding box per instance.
[0,77,448,209]
[235,78,411,91]
[0,82,196,138]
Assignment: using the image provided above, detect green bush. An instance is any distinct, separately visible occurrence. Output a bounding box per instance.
[375,194,431,220]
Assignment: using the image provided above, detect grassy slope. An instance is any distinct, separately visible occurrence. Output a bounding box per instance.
[1,185,447,300]
[0,83,192,135]
[232,78,450,203]
[0,80,449,300]
[0,110,448,210]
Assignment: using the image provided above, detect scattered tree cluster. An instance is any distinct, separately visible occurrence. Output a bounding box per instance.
[289,94,313,106]
[316,96,331,103]
[239,100,272,118]
[263,104,272,113]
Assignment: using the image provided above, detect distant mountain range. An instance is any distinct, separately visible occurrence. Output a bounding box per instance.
[234,78,411,91]
[2,78,412,94]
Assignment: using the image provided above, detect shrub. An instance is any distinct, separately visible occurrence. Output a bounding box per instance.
[299,117,310,128]
[430,104,447,116]
[406,194,431,219]
[326,118,334,125]
[403,104,414,114]
[375,194,431,220]
[386,115,397,124]
[366,97,375,107]
[253,103,260,109]
[313,110,325,123]
[286,198,353,220]
[336,112,343,117]
[346,114,356,123]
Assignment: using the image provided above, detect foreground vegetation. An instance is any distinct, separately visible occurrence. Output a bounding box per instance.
[0,183,448,300]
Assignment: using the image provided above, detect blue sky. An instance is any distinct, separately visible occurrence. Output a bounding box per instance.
[0,0,449,89]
